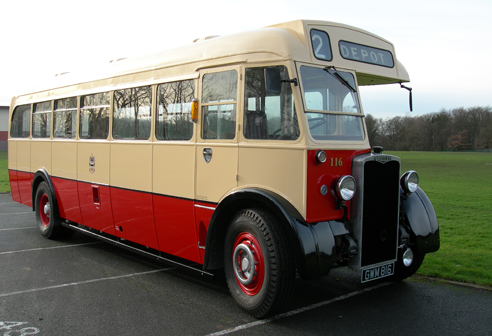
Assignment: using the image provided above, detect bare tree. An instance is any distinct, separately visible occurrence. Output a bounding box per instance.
[372,106,492,151]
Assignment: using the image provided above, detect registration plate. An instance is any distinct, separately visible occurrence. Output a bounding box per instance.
[361,262,394,283]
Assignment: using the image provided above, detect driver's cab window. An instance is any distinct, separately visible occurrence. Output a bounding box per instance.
[243,66,298,140]
[201,70,237,140]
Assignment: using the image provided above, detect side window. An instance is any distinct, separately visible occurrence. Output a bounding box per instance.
[156,80,194,140]
[10,104,31,138]
[244,66,299,140]
[32,101,52,138]
[80,93,110,140]
[113,86,152,140]
[201,70,237,140]
[54,97,77,139]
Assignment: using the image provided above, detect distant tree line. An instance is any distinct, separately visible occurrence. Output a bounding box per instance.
[366,106,492,151]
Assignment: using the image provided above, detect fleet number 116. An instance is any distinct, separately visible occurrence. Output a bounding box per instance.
[330,158,343,167]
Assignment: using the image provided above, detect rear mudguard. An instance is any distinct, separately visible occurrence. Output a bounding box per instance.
[31,169,58,214]
[203,188,337,280]
[402,187,440,254]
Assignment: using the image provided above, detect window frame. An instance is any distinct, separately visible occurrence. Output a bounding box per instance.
[32,101,52,139]
[79,92,110,140]
[10,104,32,139]
[53,97,78,139]
[112,85,153,141]
[243,65,299,141]
[156,79,196,141]
[199,68,239,141]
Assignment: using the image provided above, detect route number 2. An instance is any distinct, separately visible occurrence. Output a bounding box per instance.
[310,29,332,61]
[312,34,325,59]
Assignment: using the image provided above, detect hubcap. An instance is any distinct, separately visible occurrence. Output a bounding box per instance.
[39,194,50,227]
[232,232,265,295]
[233,243,256,285]
[44,203,50,216]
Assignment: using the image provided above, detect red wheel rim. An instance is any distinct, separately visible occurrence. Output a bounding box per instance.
[38,193,50,227]
[232,232,265,296]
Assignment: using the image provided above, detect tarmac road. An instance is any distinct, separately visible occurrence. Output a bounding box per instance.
[1,193,491,335]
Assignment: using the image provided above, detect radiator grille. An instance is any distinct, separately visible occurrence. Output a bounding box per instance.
[360,160,400,267]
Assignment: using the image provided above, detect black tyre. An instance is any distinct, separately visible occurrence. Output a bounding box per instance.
[35,182,73,239]
[392,245,425,280]
[224,208,295,319]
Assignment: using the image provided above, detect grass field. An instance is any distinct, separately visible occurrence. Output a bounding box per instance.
[0,151,9,193]
[1,150,491,286]
[390,151,492,286]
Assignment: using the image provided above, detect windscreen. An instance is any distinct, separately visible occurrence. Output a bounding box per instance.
[300,66,364,141]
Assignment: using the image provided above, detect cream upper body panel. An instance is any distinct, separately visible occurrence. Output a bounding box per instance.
[10,20,409,107]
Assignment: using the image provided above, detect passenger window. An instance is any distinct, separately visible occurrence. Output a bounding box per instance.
[10,104,31,138]
[244,66,298,140]
[32,101,52,138]
[113,86,152,140]
[54,97,77,139]
[157,80,195,140]
[80,93,110,140]
[201,70,237,140]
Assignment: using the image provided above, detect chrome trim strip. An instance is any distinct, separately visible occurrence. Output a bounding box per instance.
[62,222,214,278]
[194,204,216,211]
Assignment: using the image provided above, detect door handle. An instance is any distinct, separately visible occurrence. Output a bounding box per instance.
[203,148,213,163]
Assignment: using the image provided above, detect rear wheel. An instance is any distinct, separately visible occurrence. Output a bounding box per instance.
[35,182,73,239]
[224,208,295,319]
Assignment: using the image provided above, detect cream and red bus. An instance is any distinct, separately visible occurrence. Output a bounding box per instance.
[8,20,440,318]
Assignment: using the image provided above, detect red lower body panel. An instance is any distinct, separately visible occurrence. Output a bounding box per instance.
[153,195,201,264]
[194,203,215,263]
[17,171,33,207]
[111,188,158,250]
[78,183,116,237]
[8,170,21,203]
[52,177,82,224]
[9,170,205,265]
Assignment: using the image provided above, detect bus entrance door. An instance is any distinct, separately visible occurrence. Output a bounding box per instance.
[194,67,240,262]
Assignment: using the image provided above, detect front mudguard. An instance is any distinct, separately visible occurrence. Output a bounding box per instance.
[202,188,337,280]
[402,187,440,254]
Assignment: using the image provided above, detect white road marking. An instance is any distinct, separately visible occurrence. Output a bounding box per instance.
[0,242,102,255]
[206,282,391,336]
[0,227,36,231]
[0,212,32,216]
[0,269,171,298]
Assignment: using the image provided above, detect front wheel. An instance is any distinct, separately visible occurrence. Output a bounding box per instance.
[224,208,295,319]
[35,182,73,239]
[392,245,425,280]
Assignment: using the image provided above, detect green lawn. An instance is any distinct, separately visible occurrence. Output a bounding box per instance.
[1,150,491,286]
[0,151,9,193]
[390,151,492,286]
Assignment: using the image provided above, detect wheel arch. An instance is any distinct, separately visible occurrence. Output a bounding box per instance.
[31,169,58,215]
[203,188,309,273]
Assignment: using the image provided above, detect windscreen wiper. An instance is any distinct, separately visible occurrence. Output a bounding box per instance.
[324,66,356,93]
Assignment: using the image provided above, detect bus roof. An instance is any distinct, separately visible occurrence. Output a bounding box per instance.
[14,20,409,102]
